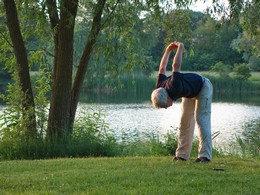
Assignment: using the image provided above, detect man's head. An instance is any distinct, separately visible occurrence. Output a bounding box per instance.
[151,88,173,109]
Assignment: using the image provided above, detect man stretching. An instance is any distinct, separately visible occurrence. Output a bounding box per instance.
[151,41,213,163]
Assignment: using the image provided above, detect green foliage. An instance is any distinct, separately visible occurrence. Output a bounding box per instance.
[0,63,11,99]
[80,73,155,103]
[188,17,243,71]
[204,74,259,104]
[230,1,260,71]
[32,69,51,136]
[236,119,260,158]
[72,106,118,156]
[240,0,260,37]
[233,63,251,81]
[248,56,260,71]
[164,9,193,45]
[231,33,260,71]
[0,37,51,141]
[73,1,160,92]
[118,130,167,156]
[0,0,52,139]
[0,70,50,159]
[0,37,51,155]
[210,61,231,77]
[0,59,33,141]
[162,128,178,155]
[0,105,117,159]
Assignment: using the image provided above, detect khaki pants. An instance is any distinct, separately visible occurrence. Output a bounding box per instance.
[175,78,213,160]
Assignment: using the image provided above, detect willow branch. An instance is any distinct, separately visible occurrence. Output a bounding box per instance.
[0,31,13,48]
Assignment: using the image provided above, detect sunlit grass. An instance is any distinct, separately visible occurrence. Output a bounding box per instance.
[0,156,259,194]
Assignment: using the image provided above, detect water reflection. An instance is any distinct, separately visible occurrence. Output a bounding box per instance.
[80,103,260,147]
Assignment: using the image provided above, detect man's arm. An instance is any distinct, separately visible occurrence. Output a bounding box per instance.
[158,42,177,75]
[172,42,184,72]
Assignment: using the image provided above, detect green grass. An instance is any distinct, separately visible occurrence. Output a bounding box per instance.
[0,156,259,194]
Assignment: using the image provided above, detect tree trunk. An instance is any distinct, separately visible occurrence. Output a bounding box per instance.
[3,0,37,140]
[69,0,107,131]
[46,0,106,140]
[46,0,60,82]
[47,0,78,140]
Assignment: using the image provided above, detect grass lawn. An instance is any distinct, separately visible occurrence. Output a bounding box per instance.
[0,156,259,194]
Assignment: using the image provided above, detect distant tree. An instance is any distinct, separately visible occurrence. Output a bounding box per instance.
[248,56,260,71]
[231,34,260,71]
[217,0,260,71]
[215,22,243,65]
[189,16,243,70]
[211,62,231,77]
[233,63,251,81]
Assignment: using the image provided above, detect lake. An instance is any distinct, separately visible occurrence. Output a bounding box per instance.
[0,101,259,148]
[80,102,260,147]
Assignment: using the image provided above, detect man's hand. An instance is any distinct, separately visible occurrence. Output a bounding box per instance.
[166,41,184,51]
[159,41,184,74]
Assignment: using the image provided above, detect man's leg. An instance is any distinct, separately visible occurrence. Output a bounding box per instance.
[175,97,195,160]
[195,78,213,160]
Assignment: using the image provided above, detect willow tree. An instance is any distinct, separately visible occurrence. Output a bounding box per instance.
[3,0,37,140]
[2,0,166,141]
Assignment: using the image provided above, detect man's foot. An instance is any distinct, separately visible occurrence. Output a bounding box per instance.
[173,156,186,161]
[195,157,210,163]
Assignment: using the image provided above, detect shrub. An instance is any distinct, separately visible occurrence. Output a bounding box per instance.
[233,63,252,81]
[210,61,231,77]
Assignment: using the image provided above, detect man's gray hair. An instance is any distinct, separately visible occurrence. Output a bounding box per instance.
[151,87,168,108]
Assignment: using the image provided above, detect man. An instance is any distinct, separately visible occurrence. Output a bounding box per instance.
[151,41,213,163]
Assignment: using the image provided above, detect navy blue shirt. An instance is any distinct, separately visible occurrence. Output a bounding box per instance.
[156,72,204,101]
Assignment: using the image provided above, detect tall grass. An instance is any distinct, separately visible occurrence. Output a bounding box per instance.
[80,73,260,105]
[0,105,222,161]
[205,75,260,104]
[80,73,155,103]
[235,120,260,158]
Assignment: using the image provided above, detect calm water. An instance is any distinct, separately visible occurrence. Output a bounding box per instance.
[81,102,260,147]
[0,102,259,147]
